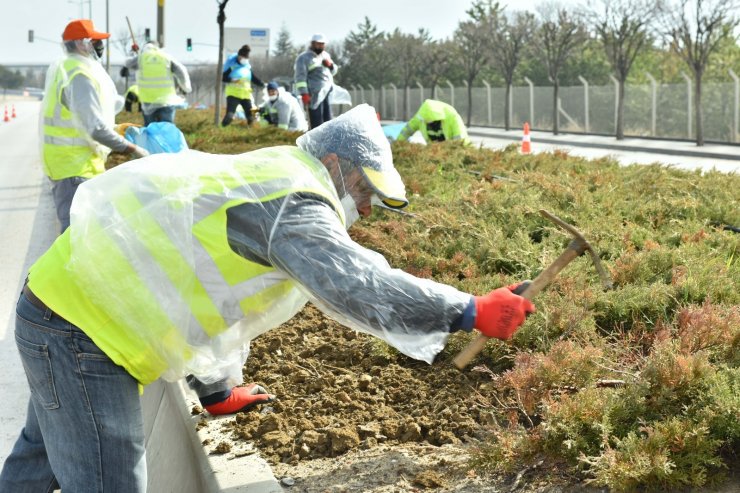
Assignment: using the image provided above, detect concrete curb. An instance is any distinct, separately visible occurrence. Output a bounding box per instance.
[466,128,740,162]
[142,380,284,493]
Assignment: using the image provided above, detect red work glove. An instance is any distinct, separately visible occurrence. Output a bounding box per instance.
[474,286,535,340]
[322,58,333,69]
[131,43,139,53]
[204,384,275,416]
[301,93,311,105]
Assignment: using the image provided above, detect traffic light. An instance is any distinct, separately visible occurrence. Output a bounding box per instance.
[28,30,34,43]
[144,28,151,42]
[186,38,192,51]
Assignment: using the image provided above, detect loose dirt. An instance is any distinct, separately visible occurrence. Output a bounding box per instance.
[193,304,585,492]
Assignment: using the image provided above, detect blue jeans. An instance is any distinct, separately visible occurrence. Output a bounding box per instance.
[49,176,87,233]
[0,293,146,492]
[143,106,176,125]
[308,94,332,129]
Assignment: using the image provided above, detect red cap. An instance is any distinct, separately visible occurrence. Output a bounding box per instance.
[62,19,110,41]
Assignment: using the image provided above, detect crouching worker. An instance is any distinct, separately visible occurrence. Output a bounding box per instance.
[397,98,470,145]
[261,81,309,132]
[0,104,533,492]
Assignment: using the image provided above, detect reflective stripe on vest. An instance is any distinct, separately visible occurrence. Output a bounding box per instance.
[41,58,105,180]
[138,50,176,104]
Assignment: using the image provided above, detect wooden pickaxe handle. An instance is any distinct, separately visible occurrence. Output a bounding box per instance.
[452,238,586,370]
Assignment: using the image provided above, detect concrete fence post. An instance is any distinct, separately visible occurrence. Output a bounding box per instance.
[508,84,513,127]
[405,85,410,120]
[578,75,589,133]
[446,80,455,108]
[416,82,424,108]
[524,76,534,126]
[389,83,398,120]
[729,69,739,143]
[368,84,375,108]
[646,73,657,137]
[681,71,692,139]
[609,74,619,134]
[381,85,386,117]
[350,85,357,106]
[482,80,492,126]
[357,84,365,104]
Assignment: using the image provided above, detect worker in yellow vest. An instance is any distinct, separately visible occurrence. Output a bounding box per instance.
[40,19,149,233]
[397,99,470,145]
[0,104,534,491]
[221,44,265,127]
[126,41,191,125]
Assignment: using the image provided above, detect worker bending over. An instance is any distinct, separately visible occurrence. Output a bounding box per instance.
[397,99,470,145]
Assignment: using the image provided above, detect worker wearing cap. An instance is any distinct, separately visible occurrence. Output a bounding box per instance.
[40,19,149,233]
[221,44,265,127]
[397,99,470,145]
[0,103,534,491]
[126,41,191,125]
[294,33,338,128]
[261,81,309,132]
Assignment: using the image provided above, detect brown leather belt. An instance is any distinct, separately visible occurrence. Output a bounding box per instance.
[22,284,58,318]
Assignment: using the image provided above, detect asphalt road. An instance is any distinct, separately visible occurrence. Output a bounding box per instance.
[0,100,57,465]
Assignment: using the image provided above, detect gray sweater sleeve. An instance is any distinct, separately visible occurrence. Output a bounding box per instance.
[226,193,471,362]
[62,75,130,152]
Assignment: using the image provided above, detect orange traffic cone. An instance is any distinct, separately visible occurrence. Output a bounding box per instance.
[3,106,9,123]
[521,122,531,154]
[11,105,16,118]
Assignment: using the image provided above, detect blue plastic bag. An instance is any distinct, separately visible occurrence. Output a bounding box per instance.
[125,122,188,154]
[382,122,407,141]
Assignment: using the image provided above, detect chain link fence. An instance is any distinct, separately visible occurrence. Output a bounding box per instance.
[359,76,740,144]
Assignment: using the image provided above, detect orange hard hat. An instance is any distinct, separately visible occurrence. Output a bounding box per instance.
[62,19,110,41]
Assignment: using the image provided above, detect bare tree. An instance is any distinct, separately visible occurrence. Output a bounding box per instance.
[384,28,430,119]
[455,0,501,125]
[491,11,535,130]
[535,4,587,134]
[588,0,654,140]
[658,0,739,145]
[421,39,457,98]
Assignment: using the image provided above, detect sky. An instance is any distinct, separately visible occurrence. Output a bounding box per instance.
[1,0,539,66]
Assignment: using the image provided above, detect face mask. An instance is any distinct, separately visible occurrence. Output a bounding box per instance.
[268,94,278,102]
[92,40,105,59]
[312,46,324,55]
[238,57,249,65]
[340,194,360,229]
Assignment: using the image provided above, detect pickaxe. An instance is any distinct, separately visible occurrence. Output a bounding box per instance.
[453,209,613,369]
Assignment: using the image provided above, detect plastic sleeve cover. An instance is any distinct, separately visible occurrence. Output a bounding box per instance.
[170,58,192,94]
[63,66,130,152]
[265,194,470,363]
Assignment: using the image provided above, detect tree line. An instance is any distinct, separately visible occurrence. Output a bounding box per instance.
[268,0,739,146]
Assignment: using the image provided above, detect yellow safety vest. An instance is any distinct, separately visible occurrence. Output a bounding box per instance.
[225,76,253,100]
[41,58,106,180]
[28,146,345,385]
[137,49,177,104]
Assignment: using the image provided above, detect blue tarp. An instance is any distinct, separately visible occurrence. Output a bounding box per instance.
[125,122,188,154]
[382,122,407,141]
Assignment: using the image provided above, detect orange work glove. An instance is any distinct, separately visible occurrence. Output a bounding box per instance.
[474,287,535,340]
[322,58,333,69]
[204,384,275,415]
[301,93,311,105]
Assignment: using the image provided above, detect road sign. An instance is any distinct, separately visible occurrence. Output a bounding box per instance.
[224,27,270,59]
